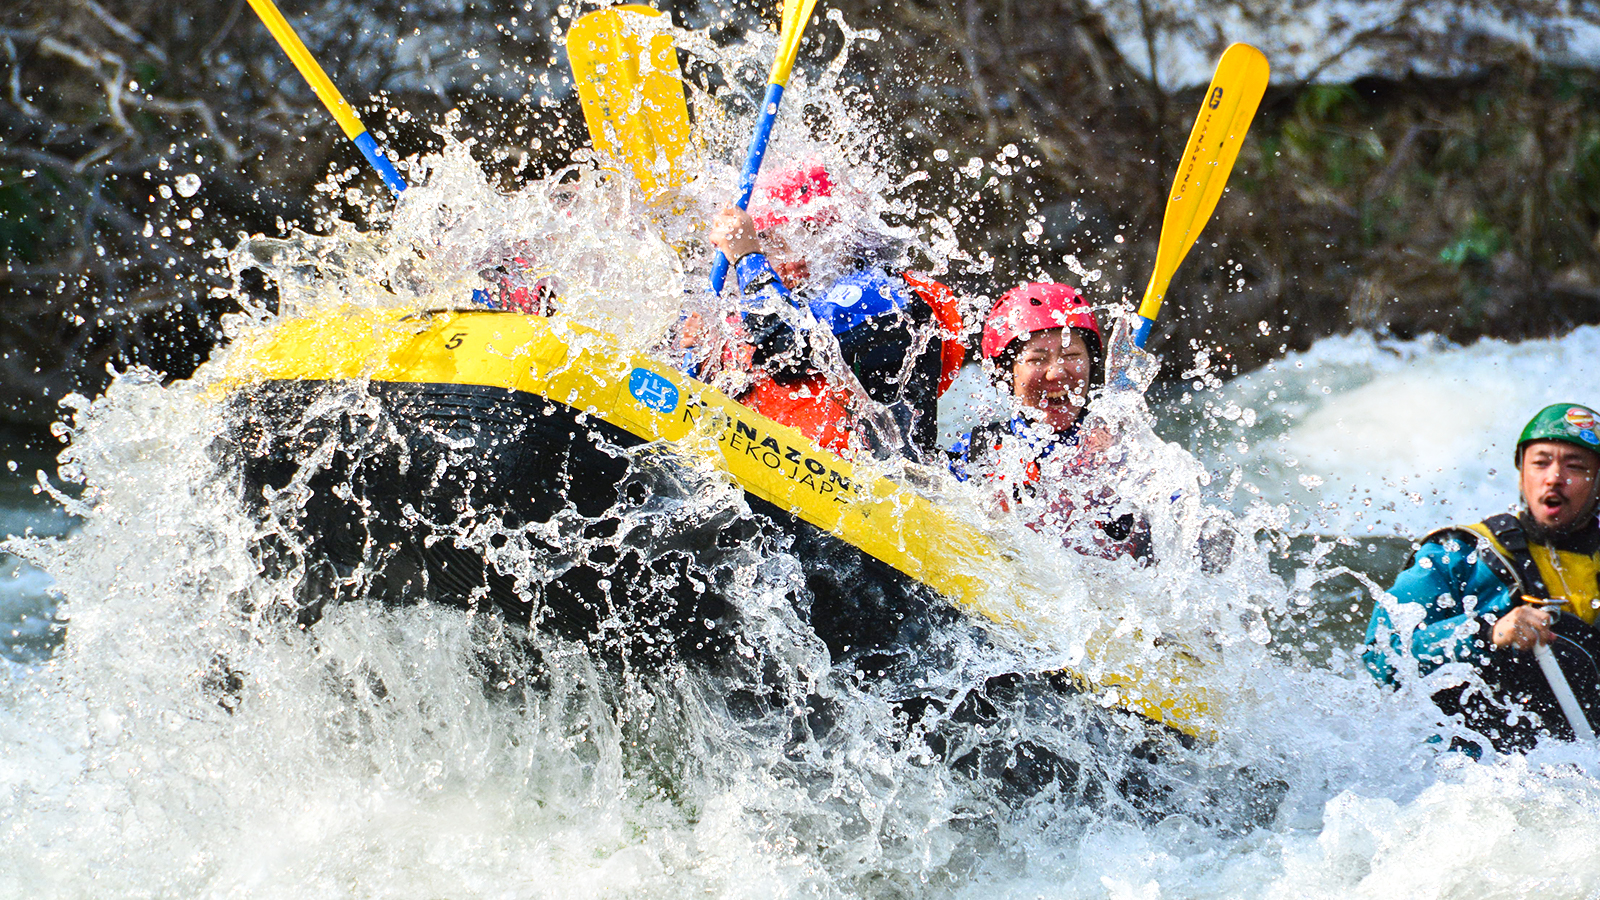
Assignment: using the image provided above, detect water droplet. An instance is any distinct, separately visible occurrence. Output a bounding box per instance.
[175,173,202,197]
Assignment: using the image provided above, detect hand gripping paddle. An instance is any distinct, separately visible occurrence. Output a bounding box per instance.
[707,0,821,296]
[1132,43,1269,348]
[566,5,693,197]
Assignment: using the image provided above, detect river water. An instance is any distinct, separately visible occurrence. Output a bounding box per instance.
[7,21,1600,898]
[7,324,1600,898]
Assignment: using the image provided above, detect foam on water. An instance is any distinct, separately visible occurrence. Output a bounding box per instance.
[1181,327,1600,539]
[7,16,1600,899]
[9,278,1600,900]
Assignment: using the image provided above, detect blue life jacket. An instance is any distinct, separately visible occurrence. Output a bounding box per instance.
[733,253,910,334]
[948,415,1081,483]
[1364,513,1600,752]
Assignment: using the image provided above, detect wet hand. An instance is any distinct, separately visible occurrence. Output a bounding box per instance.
[1080,425,1115,457]
[709,207,761,261]
[674,312,705,350]
[1492,604,1555,651]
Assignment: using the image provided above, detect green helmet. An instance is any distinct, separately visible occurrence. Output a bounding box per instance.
[1515,403,1600,465]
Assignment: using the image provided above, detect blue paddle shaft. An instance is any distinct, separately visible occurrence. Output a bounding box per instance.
[709,82,787,295]
[353,130,408,194]
[1132,315,1155,349]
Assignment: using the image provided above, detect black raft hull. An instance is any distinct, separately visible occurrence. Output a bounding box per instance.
[228,377,960,677]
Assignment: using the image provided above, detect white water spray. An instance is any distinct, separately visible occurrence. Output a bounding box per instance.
[6,16,1600,900]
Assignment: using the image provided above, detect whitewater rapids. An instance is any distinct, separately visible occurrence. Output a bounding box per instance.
[7,17,1600,895]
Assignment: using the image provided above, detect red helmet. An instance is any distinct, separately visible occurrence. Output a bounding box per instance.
[980,282,1100,360]
[750,161,836,231]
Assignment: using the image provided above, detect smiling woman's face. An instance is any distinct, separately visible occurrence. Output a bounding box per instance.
[1009,327,1090,432]
[1520,440,1600,531]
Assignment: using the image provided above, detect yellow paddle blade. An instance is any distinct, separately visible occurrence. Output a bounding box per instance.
[566,5,692,196]
[768,0,821,87]
[1137,43,1269,324]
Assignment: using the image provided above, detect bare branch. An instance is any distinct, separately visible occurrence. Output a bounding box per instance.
[129,95,243,163]
[38,35,133,137]
[3,35,39,119]
[74,0,167,63]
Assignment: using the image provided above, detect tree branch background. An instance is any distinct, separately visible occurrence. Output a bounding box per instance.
[4,0,1600,431]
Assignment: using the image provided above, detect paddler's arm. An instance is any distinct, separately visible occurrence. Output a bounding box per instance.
[1490,603,1556,651]
[708,206,808,381]
[947,430,975,482]
[1363,535,1517,683]
[709,206,793,307]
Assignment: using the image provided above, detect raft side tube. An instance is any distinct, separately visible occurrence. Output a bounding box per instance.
[214,306,1215,736]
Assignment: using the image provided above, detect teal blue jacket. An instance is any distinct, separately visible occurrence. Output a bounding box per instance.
[1363,531,1512,683]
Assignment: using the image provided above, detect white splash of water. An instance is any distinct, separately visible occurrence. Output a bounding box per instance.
[8,13,1600,900]
[1188,327,1600,538]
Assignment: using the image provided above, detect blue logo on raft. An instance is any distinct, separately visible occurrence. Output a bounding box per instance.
[629,368,679,414]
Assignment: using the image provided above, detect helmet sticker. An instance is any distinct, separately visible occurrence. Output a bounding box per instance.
[1566,406,1597,433]
[1516,402,1600,463]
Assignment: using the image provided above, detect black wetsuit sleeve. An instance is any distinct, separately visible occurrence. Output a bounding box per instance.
[744,312,811,382]
[734,255,812,383]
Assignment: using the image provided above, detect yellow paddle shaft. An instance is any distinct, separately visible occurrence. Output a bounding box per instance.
[1137,43,1269,327]
[769,0,821,86]
[244,0,365,141]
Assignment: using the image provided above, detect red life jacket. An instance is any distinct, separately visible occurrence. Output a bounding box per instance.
[742,374,856,453]
[900,271,966,396]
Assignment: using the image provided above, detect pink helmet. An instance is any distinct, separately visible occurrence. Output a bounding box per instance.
[980,282,1100,360]
[750,162,836,231]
